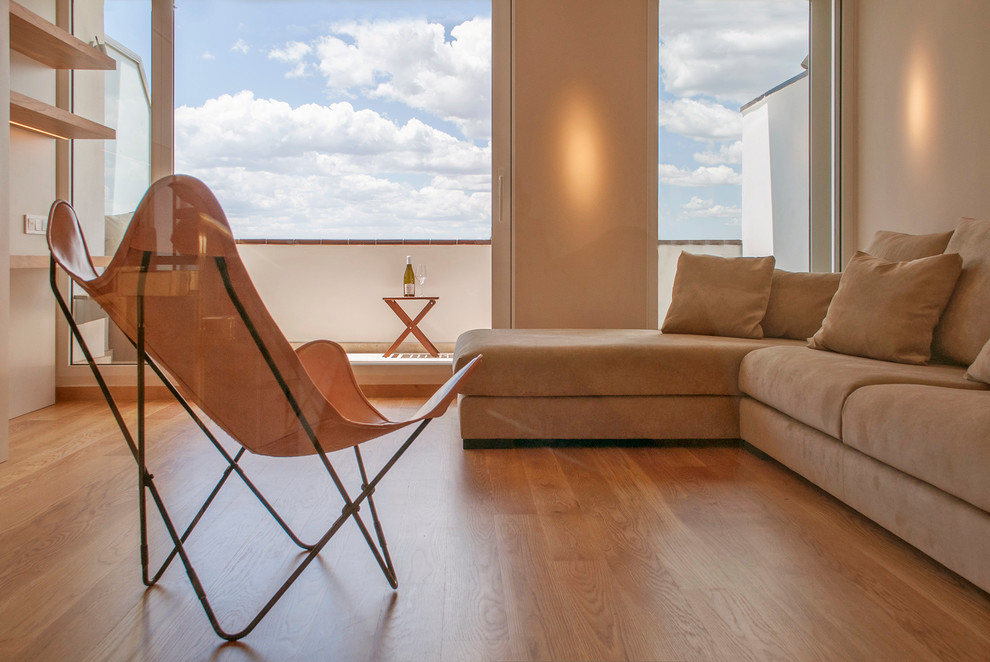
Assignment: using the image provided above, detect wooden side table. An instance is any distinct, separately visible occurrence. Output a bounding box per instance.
[382,297,440,357]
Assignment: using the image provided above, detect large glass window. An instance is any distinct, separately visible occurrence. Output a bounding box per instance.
[65,0,152,366]
[656,0,811,318]
[173,0,492,240]
[658,0,809,259]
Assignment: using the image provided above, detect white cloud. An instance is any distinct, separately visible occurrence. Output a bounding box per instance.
[269,41,312,63]
[681,196,742,218]
[202,51,215,61]
[176,91,489,175]
[694,140,742,166]
[660,0,808,104]
[274,17,492,140]
[675,196,742,227]
[187,167,491,239]
[660,164,741,187]
[269,41,312,78]
[231,38,250,54]
[174,91,492,238]
[659,97,741,142]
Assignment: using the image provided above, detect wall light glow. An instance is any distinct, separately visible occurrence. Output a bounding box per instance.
[559,86,605,215]
[905,41,934,160]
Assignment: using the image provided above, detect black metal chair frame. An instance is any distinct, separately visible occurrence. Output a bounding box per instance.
[50,253,430,641]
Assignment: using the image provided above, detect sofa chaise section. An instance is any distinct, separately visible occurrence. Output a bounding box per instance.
[453,329,802,445]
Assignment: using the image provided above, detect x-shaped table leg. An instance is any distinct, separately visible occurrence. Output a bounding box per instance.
[383,298,440,357]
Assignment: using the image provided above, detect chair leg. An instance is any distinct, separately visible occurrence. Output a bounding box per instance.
[145,360,316,551]
[354,445,397,588]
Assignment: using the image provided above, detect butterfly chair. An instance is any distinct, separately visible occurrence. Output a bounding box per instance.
[47,174,481,641]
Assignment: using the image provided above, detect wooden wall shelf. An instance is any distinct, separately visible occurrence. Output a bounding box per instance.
[9,1,115,70]
[10,91,116,140]
[7,1,116,140]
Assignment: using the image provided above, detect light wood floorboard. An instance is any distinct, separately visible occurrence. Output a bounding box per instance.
[1,398,988,661]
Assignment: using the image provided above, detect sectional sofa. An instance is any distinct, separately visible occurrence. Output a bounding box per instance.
[453,218,990,594]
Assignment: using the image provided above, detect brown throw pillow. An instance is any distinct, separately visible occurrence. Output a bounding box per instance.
[662,252,775,339]
[809,251,963,365]
[965,339,990,385]
[866,229,954,262]
[933,218,990,365]
[761,270,842,340]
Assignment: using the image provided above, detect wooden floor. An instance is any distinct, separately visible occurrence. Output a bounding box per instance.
[2,398,989,661]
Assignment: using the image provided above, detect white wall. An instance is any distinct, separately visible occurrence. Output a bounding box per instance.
[241,241,738,343]
[8,0,59,418]
[742,101,773,258]
[768,76,809,271]
[8,0,110,417]
[238,244,492,345]
[9,270,56,417]
[741,75,809,272]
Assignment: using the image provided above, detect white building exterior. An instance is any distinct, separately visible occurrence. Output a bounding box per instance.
[741,71,809,272]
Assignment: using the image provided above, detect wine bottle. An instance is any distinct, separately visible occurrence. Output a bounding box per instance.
[403,256,416,296]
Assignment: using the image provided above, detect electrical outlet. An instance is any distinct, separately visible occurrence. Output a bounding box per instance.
[24,214,47,235]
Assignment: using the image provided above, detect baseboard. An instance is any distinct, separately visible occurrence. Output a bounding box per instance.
[359,384,447,397]
[463,438,743,450]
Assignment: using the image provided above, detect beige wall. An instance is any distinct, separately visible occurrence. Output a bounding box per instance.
[849,0,990,250]
[512,0,658,329]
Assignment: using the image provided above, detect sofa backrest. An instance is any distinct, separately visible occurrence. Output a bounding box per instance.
[761,270,841,340]
[934,217,990,365]
[866,230,954,262]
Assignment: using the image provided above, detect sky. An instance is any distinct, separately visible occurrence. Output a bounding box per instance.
[105,0,809,241]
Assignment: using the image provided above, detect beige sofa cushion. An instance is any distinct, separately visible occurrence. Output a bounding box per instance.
[843,385,990,513]
[966,339,990,384]
[761,270,841,340]
[809,251,962,365]
[661,253,775,339]
[454,329,802,397]
[866,229,954,261]
[739,345,984,438]
[934,217,990,365]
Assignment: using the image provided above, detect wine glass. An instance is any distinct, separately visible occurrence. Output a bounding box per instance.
[416,264,428,296]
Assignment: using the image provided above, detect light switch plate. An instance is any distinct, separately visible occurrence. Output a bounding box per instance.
[24,214,47,235]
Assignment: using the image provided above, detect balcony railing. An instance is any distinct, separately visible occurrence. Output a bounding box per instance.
[70,239,743,376]
[237,239,742,346]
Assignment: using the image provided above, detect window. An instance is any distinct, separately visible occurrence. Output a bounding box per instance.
[658,0,811,256]
[655,0,844,320]
[173,0,492,240]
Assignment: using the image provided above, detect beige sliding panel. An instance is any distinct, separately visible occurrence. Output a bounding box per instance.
[151,0,173,179]
[510,0,658,329]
